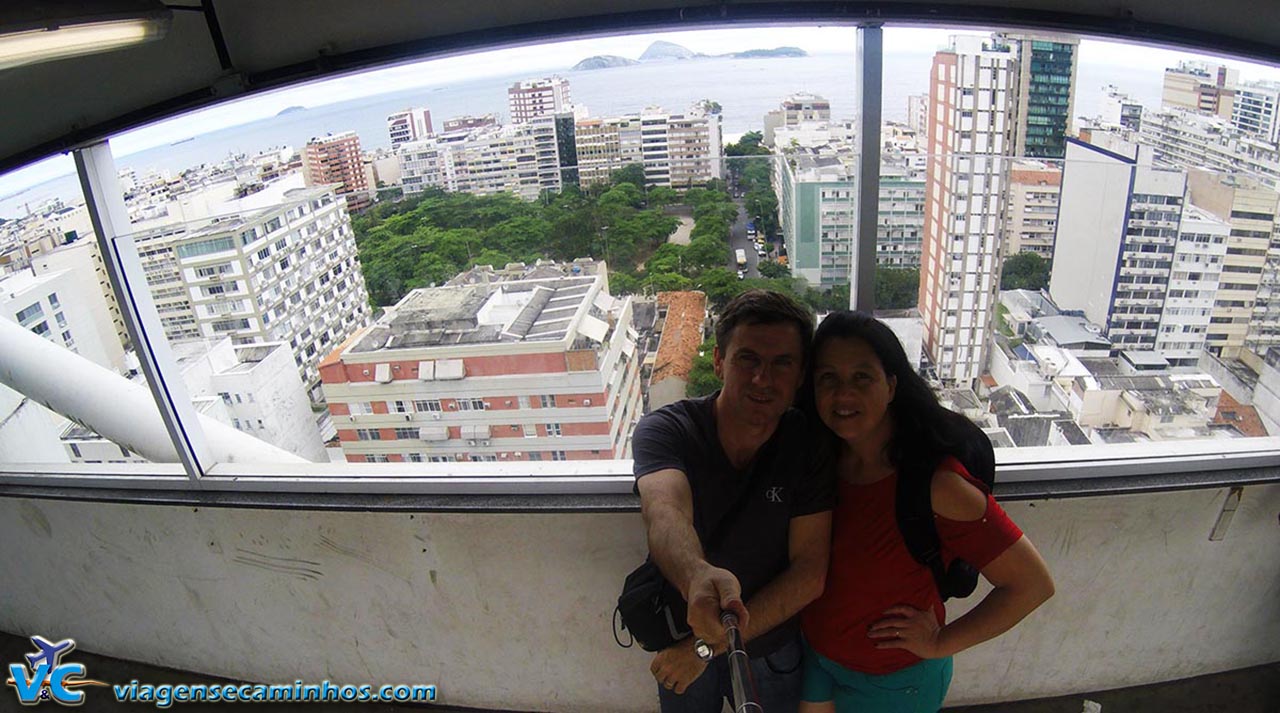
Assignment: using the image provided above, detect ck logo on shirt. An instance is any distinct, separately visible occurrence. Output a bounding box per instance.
[764,487,784,503]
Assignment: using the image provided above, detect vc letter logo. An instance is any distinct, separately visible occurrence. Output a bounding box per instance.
[5,636,106,706]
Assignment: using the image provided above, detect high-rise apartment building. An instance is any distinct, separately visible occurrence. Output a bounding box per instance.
[1185,170,1280,358]
[1231,83,1280,145]
[1050,138,1229,366]
[1098,85,1144,132]
[918,35,1017,387]
[1140,108,1280,189]
[507,77,572,125]
[61,338,326,463]
[399,115,575,200]
[319,261,644,464]
[1003,161,1061,258]
[132,186,371,402]
[1162,61,1238,120]
[30,237,129,370]
[302,131,372,213]
[1005,33,1079,159]
[773,127,929,284]
[878,155,927,267]
[763,93,832,147]
[387,107,434,149]
[575,104,722,189]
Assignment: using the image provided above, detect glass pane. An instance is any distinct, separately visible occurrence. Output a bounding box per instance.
[0,179,172,468]
[7,28,855,469]
[883,26,1280,448]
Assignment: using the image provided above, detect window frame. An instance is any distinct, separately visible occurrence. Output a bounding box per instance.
[0,21,1277,498]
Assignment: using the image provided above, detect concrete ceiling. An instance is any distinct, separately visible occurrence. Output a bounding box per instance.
[4,0,1280,175]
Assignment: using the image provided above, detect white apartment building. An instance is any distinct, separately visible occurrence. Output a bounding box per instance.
[319,261,644,464]
[1231,84,1280,145]
[31,238,128,370]
[1185,170,1280,358]
[1162,61,1237,120]
[0,267,129,463]
[61,338,326,463]
[132,186,371,402]
[575,104,722,189]
[1,268,117,370]
[387,107,433,148]
[763,93,832,147]
[1051,139,1206,361]
[508,77,572,125]
[399,117,571,200]
[771,126,926,282]
[918,35,1017,387]
[1159,205,1229,366]
[1003,160,1061,259]
[878,155,927,267]
[1140,107,1280,189]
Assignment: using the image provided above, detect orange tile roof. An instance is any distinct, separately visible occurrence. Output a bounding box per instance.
[1211,391,1269,438]
[318,326,369,370]
[652,291,708,385]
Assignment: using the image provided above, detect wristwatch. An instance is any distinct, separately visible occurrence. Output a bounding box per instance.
[694,639,714,662]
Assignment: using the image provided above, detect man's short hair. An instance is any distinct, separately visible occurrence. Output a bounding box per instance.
[715,289,815,361]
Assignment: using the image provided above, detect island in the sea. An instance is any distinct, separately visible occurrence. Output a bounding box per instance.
[571,41,807,70]
[571,55,641,71]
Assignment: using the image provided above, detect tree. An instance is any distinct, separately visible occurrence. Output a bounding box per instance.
[610,164,648,190]
[647,186,679,208]
[874,266,920,310]
[686,337,722,397]
[1001,252,1051,291]
[758,260,790,279]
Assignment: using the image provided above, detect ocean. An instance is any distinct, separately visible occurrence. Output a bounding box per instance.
[0,52,1164,219]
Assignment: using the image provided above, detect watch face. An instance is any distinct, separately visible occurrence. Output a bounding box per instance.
[695,640,713,661]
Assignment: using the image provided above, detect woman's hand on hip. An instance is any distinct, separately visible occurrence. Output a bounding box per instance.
[868,604,945,658]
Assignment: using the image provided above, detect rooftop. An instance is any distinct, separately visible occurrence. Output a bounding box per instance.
[1211,390,1269,437]
[1030,315,1110,350]
[347,270,612,354]
[651,291,707,385]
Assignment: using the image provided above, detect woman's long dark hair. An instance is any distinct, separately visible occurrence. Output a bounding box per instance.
[800,311,976,482]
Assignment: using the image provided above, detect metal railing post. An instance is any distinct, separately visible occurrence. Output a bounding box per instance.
[74,141,214,479]
[852,23,885,311]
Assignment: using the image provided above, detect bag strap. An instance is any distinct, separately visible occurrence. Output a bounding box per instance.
[895,452,949,597]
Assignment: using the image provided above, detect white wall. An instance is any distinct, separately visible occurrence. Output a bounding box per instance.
[0,483,1277,710]
[1050,141,1134,327]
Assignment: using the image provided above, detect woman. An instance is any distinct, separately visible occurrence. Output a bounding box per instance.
[798,312,1054,713]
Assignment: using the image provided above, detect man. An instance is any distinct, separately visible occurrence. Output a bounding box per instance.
[633,290,835,713]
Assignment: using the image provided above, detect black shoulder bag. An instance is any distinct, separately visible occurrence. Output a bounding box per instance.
[614,473,761,652]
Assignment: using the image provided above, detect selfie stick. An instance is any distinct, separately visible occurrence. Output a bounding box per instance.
[722,611,761,713]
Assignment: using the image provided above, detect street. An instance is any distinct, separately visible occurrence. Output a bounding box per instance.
[728,189,765,279]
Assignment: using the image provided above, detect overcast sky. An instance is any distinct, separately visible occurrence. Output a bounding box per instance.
[5,24,1279,198]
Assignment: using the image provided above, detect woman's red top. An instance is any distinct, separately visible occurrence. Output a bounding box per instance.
[801,457,1023,674]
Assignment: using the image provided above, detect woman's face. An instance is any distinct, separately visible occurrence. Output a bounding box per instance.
[812,336,897,444]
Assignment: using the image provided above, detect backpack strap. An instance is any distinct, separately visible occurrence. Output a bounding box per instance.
[895,453,949,597]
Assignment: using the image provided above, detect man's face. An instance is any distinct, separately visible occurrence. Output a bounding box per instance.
[713,321,806,428]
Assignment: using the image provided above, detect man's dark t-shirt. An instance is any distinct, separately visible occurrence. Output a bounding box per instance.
[632,393,836,656]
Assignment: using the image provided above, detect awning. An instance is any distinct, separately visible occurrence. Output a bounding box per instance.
[461,424,492,440]
[417,426,449,442]
[374,363,392,383]
[418,361,435,380]
[436,359,465,380]
[579,314,609,343]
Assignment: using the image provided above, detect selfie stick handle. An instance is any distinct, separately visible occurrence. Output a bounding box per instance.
[721,611,762,713]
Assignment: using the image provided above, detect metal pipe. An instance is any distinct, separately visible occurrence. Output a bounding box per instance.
[0,317,303,464]
[721,612,761,713]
